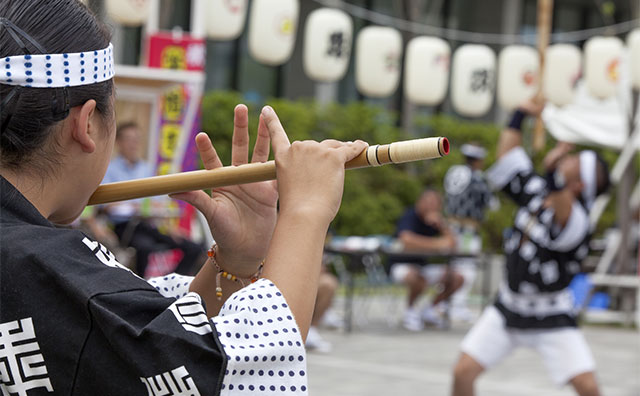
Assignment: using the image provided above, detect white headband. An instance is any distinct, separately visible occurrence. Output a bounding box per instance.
[460,143,487,160]
[580,150,597,209]
[1,43,114,88]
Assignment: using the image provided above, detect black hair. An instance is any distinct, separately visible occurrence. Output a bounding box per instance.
[0,0,113,172]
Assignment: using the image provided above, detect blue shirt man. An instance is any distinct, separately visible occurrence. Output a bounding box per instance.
[102,123,203,277]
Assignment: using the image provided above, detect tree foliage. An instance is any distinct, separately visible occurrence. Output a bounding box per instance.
[200,91,618,251]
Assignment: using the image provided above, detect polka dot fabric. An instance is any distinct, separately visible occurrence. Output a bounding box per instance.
[1,43,114,88]
[147,274,193,299]
[213,279,308,395]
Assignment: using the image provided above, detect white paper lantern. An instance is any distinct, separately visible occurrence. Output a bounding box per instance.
[355,26,402,98]
[543,44,582,106]
[584,36,623,99]
[497,46,539,110]
[628,29,640,90]
[106,0,151,27]
[303,8,353,82]
[404,36,450,106]
[247,0,299,66]
[451,44,496,117]
[205,0,248,40]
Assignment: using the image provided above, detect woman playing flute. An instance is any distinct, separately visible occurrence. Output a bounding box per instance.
[0,1,366,394]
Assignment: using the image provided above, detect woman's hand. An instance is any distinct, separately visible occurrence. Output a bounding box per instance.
[259,106,367,339]
[171,105,278,277]
[262,106,367,226]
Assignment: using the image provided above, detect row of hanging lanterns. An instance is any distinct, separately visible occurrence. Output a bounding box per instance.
[106,0,640,117]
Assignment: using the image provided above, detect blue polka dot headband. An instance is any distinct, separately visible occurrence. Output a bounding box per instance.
[1,43,114,88]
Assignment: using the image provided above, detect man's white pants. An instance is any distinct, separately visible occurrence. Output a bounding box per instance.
[460,306,596,386]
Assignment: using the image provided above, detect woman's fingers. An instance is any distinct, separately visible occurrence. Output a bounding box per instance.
[320,139,367,163]
[318,139,344,148]
[195,132,223,170]
[232,104,250,166]
[261,106,290,156]
[251,113,271,163]
[169,190,213,218]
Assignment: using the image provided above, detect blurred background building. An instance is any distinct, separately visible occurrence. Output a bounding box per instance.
[87,0,639,131]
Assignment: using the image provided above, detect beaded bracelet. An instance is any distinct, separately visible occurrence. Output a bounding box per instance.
[207,244,264,300]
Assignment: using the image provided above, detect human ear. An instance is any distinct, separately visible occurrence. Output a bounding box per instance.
[70,100,98,153]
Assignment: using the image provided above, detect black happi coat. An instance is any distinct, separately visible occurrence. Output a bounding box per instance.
[487,148,591,329]
[0,176,225,395]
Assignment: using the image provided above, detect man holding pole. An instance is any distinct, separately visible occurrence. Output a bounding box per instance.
[451,100,609,396]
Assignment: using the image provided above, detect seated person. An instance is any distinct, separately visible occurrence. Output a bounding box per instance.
[103,123,204,277]
[389,189,464,331]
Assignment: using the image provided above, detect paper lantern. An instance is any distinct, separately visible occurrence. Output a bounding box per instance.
[543,44,582,106]
[497,46,539,110]
[451,44,496,117]
[205,0,248,40]
[404,36,450,106]
[628,29,640,90]
[303,8,352,82]
[355,26,402,98]
[584,36,623,99]
[106,0,151,27]
[247,0,299,66]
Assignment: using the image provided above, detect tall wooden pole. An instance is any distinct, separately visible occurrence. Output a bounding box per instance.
[533,0,554,151]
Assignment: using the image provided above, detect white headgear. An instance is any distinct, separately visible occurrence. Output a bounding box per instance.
[1,43,114,88]
[460,143,487,160]
[579,150,597,209]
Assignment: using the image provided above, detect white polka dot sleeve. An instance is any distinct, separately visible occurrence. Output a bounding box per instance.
[212,279,308,395]
[147,274,193,299]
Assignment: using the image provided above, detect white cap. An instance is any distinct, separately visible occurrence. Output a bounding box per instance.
[460,143,487,160]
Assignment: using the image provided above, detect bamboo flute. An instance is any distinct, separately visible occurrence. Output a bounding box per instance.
[88,137,449,205]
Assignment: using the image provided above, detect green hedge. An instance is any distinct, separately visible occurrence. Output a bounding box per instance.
[200,91,617,251]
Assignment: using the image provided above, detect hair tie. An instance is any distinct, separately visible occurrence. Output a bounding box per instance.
[0,17,48,55]
[51,88,70,121]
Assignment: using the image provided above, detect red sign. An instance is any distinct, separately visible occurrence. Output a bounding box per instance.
[146,32,206,71]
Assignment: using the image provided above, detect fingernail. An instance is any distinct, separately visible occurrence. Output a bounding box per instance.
[262,106,274,116]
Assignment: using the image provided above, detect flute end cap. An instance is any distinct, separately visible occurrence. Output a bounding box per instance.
[440,137,450,156]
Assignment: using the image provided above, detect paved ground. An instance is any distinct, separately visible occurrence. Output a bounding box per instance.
[306,296,640,396]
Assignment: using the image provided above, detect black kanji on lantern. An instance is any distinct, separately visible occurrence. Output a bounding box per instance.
[327,32,345,58]
[470,69,493,93]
